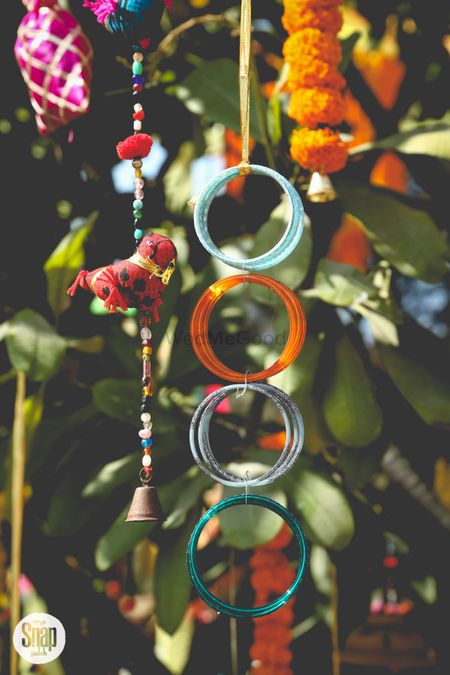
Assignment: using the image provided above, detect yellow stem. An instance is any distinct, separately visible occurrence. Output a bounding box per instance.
[10,371,26,675]
[331,563,341,675]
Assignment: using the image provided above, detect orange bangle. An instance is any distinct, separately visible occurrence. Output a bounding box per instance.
[190,274,306,383]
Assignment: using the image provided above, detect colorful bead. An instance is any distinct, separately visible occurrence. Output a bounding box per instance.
[141,412,151,423]
[133,199,143,210]
[142,455,152,467]
[143,466,151,476]
[143,386,152,396]
[134,190,144,200]
[141,438,153,448]
[134,168,143,178]
[134,178,144,189]
[132,62,143,76]
[132,158,143,169]
[133,52,144,62]
[133,84,143,93]
[134,228,143,239]
[139,428,152,439]
[133,110,145,121]
[132,75,145,85]
[143,346,152,355]
[134,120,142,132]
[142,354,151,362]
[140,328,152,340]
[133,209,143,219]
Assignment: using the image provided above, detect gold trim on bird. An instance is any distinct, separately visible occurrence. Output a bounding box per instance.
[128,254,176,285]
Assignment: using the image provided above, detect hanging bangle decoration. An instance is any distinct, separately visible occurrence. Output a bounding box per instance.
[192,0,304,270]
[190,274,306,382]
[194,165,304,271]
[186,0,309,619]
[68,0,178,522]
[187,495,308,619]
[190,383,304,486]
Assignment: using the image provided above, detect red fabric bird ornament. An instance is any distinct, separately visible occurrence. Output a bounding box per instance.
[67,233,177,321]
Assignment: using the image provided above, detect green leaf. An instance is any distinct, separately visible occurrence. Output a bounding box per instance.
[95,504,156,571]
[44,212,97,317]
[350,121,450,160]
[268,336,322,396]
[285,469,355,550]
[304,259,378,306]
[323,334,383,447]
[163,142,196,216]
[95,474,198,570]
[151,267,182,348]
[154,506,200,634]
[66,335,104,353]
[92,379,140,426]
[355,303,400,346]
[267,93,282,146]
[105,327,140,377]
[5,309,66,381]
[27,405,97,478]
[175,59,266,143]
[81,454,141,499]
[336,447,381,490]
[154,613,195,675]
[337,182,448,282]
[250,201,312,302]
[163,469,212,529]
[379,346,450,428]
[294,393,328,455]
[219,463,287,549]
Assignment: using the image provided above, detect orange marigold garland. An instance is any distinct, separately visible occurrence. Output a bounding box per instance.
[249,524,296,675]
[283,0,348,176]
[290,127,347,174]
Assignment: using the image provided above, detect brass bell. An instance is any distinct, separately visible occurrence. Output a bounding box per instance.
[125,485,165,522]
[306,171,337,203]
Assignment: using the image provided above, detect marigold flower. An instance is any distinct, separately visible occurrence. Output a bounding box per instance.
[283,29,342,68]
[254,624,292,645]
[254,603,295,625]
[287,59,345,90]
[283,3,342,35]
[249,549,286,569]
[290,127,348,174]
[288,87,346,127]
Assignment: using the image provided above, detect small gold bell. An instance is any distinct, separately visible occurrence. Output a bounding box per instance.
[306,172,337,203]
[125,485,165,522]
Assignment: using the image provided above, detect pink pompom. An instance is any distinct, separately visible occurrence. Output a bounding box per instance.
[83,0,117,24]
[116,133,153,160]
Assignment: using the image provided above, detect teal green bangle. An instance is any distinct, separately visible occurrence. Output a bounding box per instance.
[187,494,307,618]
[193,164,304,271]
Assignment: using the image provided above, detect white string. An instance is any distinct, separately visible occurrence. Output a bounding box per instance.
[236,370,249,399]
[244,469,251,504]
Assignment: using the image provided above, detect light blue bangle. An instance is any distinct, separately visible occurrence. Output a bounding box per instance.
[187,494,308,618]
[190,384,304,487]
[193,164,304,271]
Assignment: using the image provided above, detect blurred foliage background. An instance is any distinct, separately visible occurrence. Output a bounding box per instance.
[1,0,450,673]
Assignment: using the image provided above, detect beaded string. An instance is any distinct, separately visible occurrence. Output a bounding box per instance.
[131,41,147,245]
[139,314,153,480]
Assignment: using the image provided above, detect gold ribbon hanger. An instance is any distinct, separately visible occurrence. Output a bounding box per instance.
[238,0,252,176]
